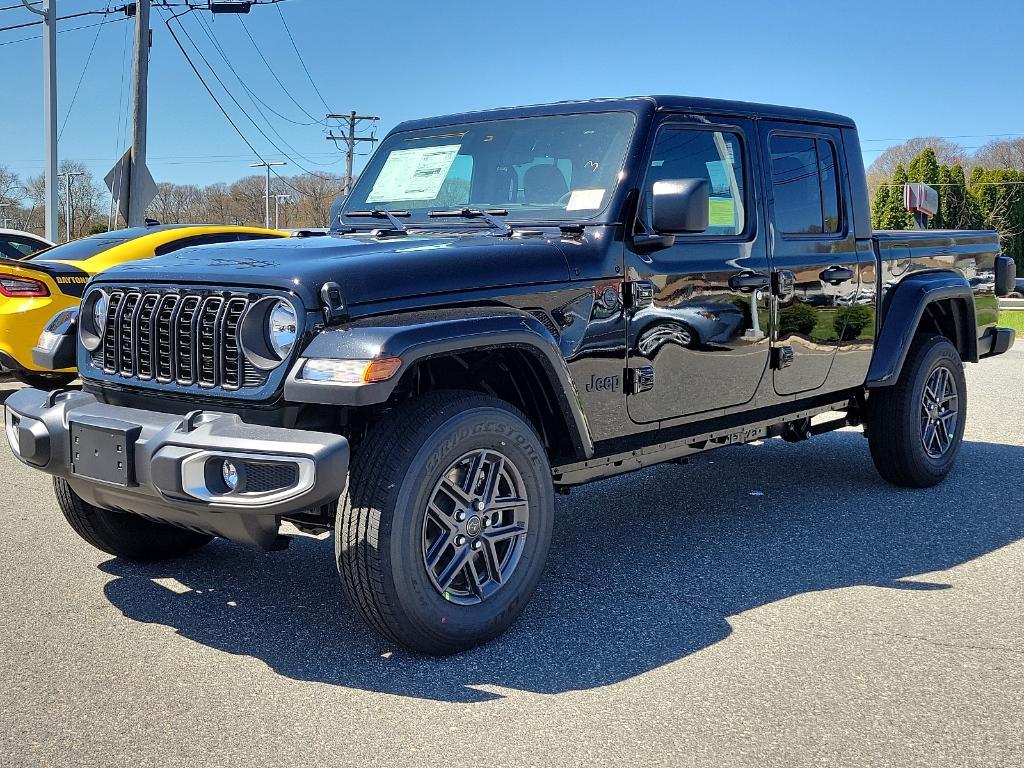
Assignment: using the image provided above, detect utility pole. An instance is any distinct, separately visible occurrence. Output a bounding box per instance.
[0,203,12,229]
[274,194,290,229]
[326,112,379,195]
[249,161,286,228]
[61,170,84,242]
[21,0,58,241]
[127,0,151,227]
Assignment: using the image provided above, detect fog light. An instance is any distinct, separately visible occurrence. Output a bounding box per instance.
[221,459,240,491]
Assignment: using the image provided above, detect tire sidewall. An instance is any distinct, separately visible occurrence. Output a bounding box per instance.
[902,337,967,481]
[386,404,553,650]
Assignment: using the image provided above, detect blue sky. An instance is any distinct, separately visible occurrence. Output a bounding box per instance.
[1,0,1021,187]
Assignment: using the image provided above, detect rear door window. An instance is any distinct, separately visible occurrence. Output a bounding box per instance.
[769,134,843,235]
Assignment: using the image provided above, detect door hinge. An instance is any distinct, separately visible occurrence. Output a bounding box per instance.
[772,270,795,297]
[626,365,655,394]
[771,345,795,369]
[625,280,655,309]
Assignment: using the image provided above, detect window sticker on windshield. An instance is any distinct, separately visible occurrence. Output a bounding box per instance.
[565,188,605,211]
[366,144,462,203]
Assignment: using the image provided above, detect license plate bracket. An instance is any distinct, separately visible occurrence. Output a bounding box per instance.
[69,417,142,486]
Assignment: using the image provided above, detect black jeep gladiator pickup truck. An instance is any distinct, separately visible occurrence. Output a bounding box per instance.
[7,96,1016,654]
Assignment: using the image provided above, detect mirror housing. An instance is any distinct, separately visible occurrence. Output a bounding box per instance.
[994,255,1016,297]
[652,178,710,234]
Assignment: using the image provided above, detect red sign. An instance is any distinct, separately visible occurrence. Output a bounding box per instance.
[904,183,939,217]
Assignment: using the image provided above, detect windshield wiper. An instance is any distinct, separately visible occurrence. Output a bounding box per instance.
[428,208,513,237]
[344,208,409,236]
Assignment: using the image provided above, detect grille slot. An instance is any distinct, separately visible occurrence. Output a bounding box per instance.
[93,288,267,394]
[241,461,299,493]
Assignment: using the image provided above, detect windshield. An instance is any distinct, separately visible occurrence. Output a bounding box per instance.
[342,111,637,225]
[30,232,137,262]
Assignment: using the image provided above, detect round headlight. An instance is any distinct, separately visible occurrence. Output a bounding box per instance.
[267,300,297,359]
[92,291,109,337]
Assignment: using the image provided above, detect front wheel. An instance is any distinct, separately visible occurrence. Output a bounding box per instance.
[866,334,967,488]
[337,391,554,655]
[54,479,213,560]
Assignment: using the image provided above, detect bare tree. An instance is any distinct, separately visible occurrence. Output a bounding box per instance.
[867,137,968,198]
[973,138,1024,171]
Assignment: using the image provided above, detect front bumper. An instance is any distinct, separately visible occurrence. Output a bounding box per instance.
[4,388,349,549]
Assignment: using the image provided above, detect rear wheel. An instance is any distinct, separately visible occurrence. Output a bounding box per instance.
[54,478,213,560]
[866,334,967,487]
[337,390,554,655]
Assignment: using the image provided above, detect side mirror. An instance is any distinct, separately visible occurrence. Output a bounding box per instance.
[994,255,1016,297]
[652,178,709,234]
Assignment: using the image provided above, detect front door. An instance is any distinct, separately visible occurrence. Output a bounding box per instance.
[758,123,861,395]
[625,116,771,424]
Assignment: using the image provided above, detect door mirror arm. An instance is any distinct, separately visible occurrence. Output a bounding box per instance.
[631,232,676,254]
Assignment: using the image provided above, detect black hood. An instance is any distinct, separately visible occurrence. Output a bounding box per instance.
[96,232,573,309]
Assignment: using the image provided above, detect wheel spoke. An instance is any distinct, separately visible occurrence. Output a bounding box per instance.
[462,451,486,496]
[437,477,473,508]
[436,546,471,592]
[480,454,504,507]
[922,422,939,454]
[424,531,452,570]
[481,538,505,585]
[491,496,528,515]
[426,502,458,532]
[485,521,528,543]
[467,556,488,595]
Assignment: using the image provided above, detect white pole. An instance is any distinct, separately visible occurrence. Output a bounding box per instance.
[22,1,58,241]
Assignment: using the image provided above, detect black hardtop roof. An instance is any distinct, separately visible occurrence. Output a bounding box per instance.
[393,96,856,133]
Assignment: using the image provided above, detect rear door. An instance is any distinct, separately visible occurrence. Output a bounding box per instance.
[758,123,860,395]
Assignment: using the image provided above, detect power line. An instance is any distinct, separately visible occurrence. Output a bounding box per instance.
[190,10,335,167]
[274,1,331,113]
[159,6,326,199]
[0,14,126,46]
[164,8,334,179]
[59,1,115,140]
[235,13,326,126]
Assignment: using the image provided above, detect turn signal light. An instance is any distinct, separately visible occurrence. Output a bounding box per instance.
[300,357,402,385]
[0,273,49,298]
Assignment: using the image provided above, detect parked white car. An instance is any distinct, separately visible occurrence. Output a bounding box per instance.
[0,229,53,261]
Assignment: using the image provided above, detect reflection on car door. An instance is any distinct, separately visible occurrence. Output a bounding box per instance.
[758,125,860,396]
[625,116,771,425]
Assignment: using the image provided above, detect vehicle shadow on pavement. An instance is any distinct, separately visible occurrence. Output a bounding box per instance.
[98,432,1024,702]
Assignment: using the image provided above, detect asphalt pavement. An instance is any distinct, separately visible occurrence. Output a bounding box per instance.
[1,351,1021,767]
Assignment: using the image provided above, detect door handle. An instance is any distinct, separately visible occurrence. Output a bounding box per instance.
[819,266,854,285]
[728,272,770,292]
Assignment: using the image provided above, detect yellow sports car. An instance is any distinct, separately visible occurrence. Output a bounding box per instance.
[0,224,287,387]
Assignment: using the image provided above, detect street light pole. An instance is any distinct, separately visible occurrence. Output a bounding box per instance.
[21,0,58,241]
[62,170,84,242]
[274,194,290,229]
[249,161,286,228]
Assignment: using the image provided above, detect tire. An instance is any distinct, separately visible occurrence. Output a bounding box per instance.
[54,478,213,560]
[866,334,967,488]
[15,371,75,390]
[337,390,554,655]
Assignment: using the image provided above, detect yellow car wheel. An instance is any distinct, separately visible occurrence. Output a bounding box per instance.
[14,371,76,390]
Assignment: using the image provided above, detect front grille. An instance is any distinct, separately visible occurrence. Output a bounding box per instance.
[90,288,269,393]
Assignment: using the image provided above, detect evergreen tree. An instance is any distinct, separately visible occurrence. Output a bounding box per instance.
[874,164,913,229]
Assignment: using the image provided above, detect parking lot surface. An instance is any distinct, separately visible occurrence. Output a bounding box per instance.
[1,351,1021,768]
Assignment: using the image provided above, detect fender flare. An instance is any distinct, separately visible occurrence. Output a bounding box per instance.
[866,270,977,388]
[284,306,594,459]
